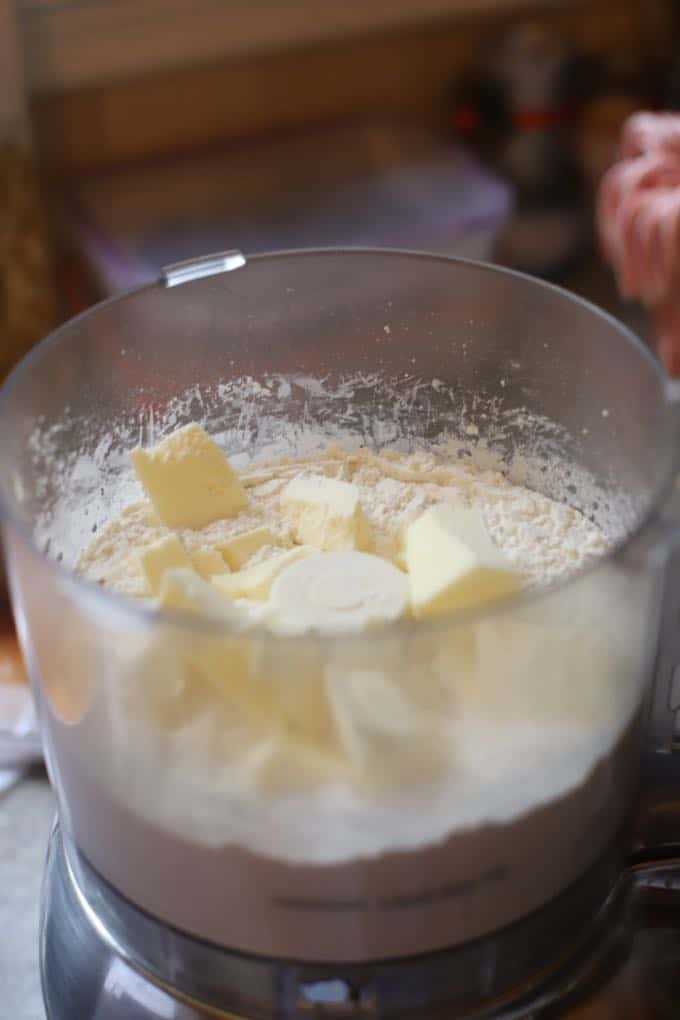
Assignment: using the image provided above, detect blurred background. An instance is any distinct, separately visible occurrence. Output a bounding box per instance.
[1,8,680,1014]
[2,0,680,380]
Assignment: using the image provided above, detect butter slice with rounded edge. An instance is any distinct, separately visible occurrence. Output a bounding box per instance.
[212,546,317,601]
[219,526,276,569]
[267,550,408,636]
[139,534,191,594]
[405,504,520,619]
[280,475,371,551]
[131,423,247,529]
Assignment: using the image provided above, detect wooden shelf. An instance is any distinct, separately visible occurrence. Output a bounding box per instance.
[21,0,552,94]
[31,0,671,174]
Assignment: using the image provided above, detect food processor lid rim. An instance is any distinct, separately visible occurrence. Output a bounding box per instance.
[0,247,676,644]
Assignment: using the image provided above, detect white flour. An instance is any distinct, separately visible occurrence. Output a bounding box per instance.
[26,373,648,863]
[78,446,607,598]
[27,370,636,579]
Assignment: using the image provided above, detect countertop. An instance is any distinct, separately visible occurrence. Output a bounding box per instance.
[3,769,680,1019]
[0,770,53,1020]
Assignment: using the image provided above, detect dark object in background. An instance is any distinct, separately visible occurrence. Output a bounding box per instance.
[662,2,680,111]
[0,136,55,606]
[665,43,680,111]
[0,0,56,383]
[1,0,57,606]
[1,142,57,382]
[449,23,601,279]
[577,56,662,197]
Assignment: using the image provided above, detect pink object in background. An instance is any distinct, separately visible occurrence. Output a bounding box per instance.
[597,111,680,375]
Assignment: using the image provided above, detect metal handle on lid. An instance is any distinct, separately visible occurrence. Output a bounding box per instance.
[161,250,246,288]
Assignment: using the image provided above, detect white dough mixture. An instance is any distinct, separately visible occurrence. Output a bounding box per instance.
[79,445,606,598]
[69,438,646,863]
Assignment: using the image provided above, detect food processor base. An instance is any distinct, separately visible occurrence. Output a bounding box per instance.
[41,822,637,1019]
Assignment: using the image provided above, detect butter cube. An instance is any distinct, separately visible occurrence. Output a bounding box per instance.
[280,475,371,551]
[219,526,276,569]
[473,611,623,726]
[190,548,229,578]
[157,568,270,724]
[159,566,242,619]
[139,534,191,594]
[405,504,520,619]
[326,666,449,788]
[244,734,348,792]
[130,423,247,529]
[252,640,335,741]
[212,546,316,601]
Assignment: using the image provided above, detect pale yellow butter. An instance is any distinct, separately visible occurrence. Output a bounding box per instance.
[405,504,521,619]
[268,550,408,635]
[190,548,229,579]
[157,568,270,724]
[130,423,247,529]
[138,534,191,594]
[472,615,616,724]
[159,566,242,618]
[280,475,371,551]
[242,733,348,792]
[219,526,276,569]
[252,641,335,742]
[212,546,317,601]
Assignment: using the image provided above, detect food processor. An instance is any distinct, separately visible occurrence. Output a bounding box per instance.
[1,249,680,1018]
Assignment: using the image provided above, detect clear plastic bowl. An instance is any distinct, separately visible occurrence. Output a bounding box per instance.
[0,249,676,962]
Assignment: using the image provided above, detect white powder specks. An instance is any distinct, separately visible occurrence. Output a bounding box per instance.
[79,447,607,598]
[31,371,646,866]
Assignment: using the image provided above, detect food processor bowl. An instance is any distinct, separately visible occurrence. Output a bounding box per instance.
[1,251,679,983]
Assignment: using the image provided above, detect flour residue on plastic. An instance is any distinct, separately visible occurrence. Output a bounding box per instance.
[22,371,650,864]
[26,371,635,572]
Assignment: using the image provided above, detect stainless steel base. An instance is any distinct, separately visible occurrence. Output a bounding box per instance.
[41,824,634,1019]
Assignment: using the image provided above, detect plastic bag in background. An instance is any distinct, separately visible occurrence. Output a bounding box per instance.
[64,121,513,295]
